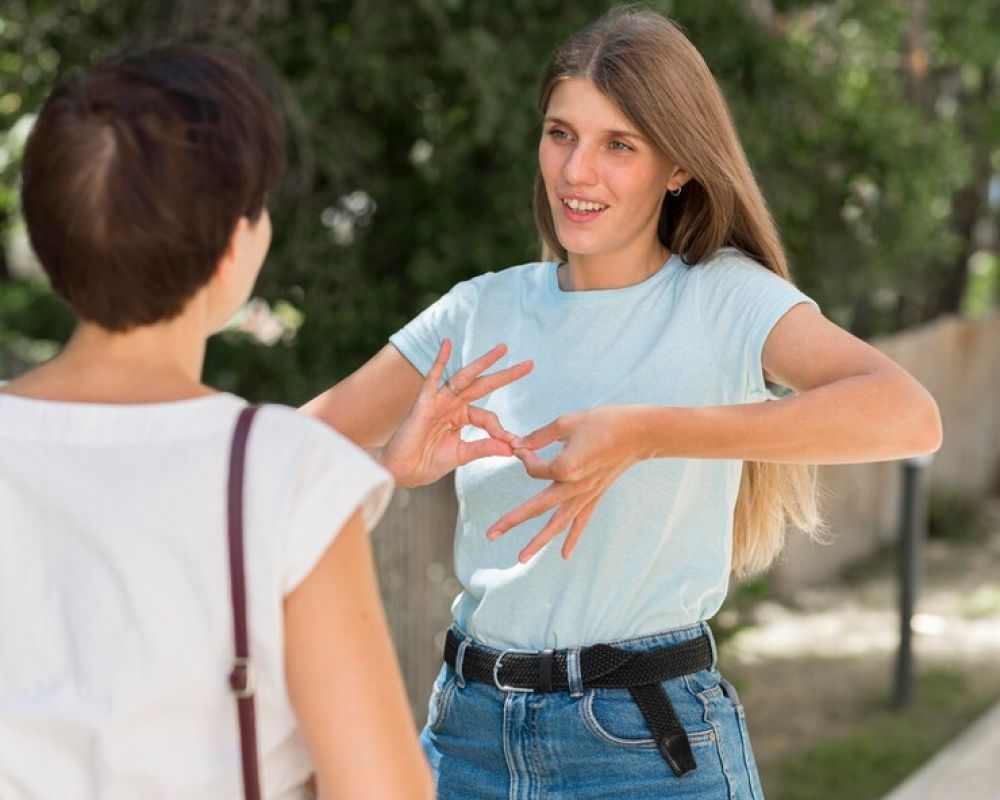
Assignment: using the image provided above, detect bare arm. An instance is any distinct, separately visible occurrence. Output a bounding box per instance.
[284,508,433,800]
[300,344,424,449]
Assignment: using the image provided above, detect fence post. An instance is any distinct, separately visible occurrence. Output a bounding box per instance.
[893,454,933,710]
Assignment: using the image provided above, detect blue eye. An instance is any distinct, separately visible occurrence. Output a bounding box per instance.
[547,127,570,141]
[609,140,633,152]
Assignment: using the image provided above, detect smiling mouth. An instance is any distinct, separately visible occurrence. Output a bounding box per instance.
[561,197,608,213]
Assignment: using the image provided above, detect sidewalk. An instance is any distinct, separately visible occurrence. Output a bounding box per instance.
[880,700,1000,800]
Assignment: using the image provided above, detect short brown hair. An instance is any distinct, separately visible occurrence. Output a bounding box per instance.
[21,43,285,331]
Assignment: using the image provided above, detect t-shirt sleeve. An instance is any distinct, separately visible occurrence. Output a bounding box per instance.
[279,419,394,595]
[388,277,481,379]
[696,252,820,402]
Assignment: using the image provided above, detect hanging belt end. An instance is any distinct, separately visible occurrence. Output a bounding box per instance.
[659,732,696,777]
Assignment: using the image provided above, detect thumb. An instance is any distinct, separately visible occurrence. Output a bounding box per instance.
[457,437,515,466]
[513,448,560,480]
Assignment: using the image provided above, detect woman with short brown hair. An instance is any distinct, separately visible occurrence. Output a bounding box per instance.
[0,44,444,799]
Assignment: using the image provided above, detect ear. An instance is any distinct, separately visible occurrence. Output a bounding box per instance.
[213,217,248,285]
[666,167,692,194]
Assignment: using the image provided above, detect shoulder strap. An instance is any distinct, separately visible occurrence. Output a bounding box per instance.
[227,404,262,800]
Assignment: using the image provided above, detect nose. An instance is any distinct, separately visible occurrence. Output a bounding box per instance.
[562,142,598,186]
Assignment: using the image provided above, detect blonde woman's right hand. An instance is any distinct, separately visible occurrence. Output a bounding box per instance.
[379,339,532,488]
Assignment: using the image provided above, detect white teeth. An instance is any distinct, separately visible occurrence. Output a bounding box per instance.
[563,197,607,212]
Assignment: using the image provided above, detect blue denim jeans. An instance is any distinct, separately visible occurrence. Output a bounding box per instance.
[420,621,765,799]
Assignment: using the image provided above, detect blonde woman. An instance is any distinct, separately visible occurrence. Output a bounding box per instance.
[306,7,941,798]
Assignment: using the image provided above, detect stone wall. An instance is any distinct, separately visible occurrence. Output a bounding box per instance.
[772,314,1000,592]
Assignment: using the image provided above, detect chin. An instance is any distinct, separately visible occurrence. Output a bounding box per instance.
[554,231,608,257]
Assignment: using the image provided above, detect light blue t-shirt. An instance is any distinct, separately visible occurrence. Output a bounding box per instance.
[390,247,819,650]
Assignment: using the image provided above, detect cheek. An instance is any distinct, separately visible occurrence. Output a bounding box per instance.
[612,166,666,212]
[537,142,562,193]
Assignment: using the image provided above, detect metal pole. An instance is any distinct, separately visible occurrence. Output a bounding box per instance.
[893,454,933,710]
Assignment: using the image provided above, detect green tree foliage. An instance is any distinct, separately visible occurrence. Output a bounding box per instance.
[1,0,996,402]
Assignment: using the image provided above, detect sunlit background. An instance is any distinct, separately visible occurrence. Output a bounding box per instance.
[1,2,998,799]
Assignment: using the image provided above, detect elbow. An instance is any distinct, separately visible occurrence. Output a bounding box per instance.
[904,388,943,456]
[922,403,944,455]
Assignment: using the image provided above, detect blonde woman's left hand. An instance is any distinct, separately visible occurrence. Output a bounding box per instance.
[486,406,645,562]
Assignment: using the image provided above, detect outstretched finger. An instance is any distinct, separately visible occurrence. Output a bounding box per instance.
[486,482,572,540]
[518,496,589,563]
[468,405,515,444]
[561,495,601,560]
[510,419,564,451]
[462,359,534,402]
[425,339,453,394]
[447,343,508,393]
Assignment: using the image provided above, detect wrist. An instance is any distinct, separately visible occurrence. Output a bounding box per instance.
[619,404,674,460]
[374,444,424,488]
[368,445,395,478]
[607,405,659,462]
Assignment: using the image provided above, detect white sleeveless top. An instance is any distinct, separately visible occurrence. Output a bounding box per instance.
[0,394,392,798]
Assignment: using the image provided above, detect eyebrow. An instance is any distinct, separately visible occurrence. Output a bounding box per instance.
[544,116,645,141]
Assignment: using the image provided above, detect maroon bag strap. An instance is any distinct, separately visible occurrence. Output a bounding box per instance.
[227,405,263,800]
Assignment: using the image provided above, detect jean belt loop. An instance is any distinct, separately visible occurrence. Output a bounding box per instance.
[454,637,472,689]
[702,620,719,671]
[567,647,584,698]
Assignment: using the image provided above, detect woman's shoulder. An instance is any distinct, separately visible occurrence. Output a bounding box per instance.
[249,404,393,527]
[430,262,555,314]
[452,261,554,293]
[684,246,795,296]
[251,403,383,470]
[685,246,770,277]
[494,261,557,279]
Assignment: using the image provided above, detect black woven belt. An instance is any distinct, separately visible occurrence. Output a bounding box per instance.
[443,628,714,777]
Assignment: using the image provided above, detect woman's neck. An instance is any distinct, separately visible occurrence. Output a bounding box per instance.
[560,239,671,292]
[1,304,213,404]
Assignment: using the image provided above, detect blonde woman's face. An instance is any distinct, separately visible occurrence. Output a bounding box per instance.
[538,78,677,262]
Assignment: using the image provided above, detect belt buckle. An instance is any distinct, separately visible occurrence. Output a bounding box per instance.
[493,648,536,693]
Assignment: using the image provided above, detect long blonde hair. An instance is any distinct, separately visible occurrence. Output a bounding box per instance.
[533,6,825,578]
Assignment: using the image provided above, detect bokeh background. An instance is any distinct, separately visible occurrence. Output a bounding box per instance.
[2,2,998,799]
[3,0,997,384]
